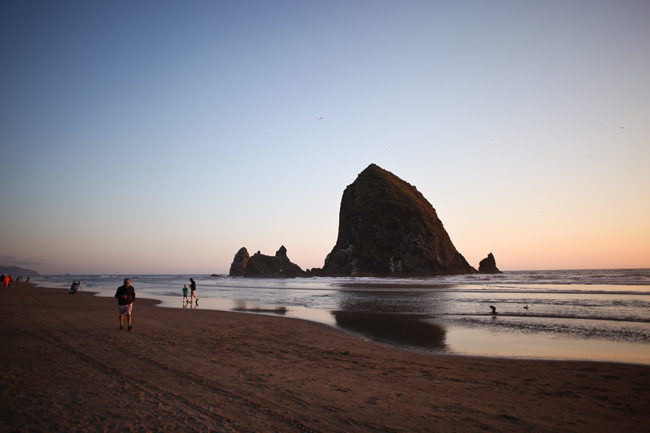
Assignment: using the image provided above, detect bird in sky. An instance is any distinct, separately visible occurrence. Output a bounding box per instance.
[318,117,323,121]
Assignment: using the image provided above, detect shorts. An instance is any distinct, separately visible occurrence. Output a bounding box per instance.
[118,303,133,316]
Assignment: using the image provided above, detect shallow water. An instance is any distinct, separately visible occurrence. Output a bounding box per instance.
[33,269,650,365]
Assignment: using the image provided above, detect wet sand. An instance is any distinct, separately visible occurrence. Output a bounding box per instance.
[1,284,649,432]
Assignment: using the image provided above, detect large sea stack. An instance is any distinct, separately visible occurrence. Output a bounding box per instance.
[321,164,476,276]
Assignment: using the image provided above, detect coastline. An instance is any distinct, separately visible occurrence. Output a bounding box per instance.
[1,284,649,432]
[30,274,650,365]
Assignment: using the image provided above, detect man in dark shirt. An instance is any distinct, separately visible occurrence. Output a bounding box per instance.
[115,278,136,331]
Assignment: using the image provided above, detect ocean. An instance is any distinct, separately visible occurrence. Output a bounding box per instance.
[32,269,650,365]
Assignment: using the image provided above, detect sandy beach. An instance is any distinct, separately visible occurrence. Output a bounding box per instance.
[1,284,649,432]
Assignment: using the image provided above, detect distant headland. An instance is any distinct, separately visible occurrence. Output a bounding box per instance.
[0,266,40,276]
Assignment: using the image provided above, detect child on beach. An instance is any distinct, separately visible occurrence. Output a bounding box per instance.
[182,285,189,303]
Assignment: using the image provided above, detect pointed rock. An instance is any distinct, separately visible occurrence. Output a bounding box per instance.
[322,164,476,276]
[229,247,249,276]
[479,253,502,274]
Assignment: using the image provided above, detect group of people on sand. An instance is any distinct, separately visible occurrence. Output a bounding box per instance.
[111,277,199,332]
[182,277,199,305]
[2,274,28,292]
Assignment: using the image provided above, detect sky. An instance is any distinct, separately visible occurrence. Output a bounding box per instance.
[1,0,649,275]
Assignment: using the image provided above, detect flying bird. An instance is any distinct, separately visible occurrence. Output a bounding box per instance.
[318,117,323,121]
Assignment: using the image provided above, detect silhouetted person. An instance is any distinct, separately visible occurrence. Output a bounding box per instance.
[70,280,80,294]
[189,278,199,303]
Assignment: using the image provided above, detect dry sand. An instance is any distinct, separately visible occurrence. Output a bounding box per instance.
[1,284,649,432]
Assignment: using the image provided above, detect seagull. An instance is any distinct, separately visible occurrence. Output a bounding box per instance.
[318,117,323,121]
[524,305,529,309]
[489,305,497,315]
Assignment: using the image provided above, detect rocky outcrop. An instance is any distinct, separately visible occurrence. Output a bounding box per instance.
[229,247,250,276]
[229,246,306,278]
[478,253,501,274]
[321,164,476,276]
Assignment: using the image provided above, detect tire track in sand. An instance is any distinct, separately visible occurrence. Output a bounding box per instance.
[10,290,241,432]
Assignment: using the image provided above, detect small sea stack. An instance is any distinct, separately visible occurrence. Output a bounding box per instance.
[229,246,305,278]
[479,253,502,274]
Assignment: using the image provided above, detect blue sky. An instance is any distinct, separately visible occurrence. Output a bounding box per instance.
[1,0,649,275]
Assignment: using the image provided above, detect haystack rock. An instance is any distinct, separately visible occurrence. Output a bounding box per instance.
[231,245,306,278]
[478,253,502,274]
[229,247,249,276]
[321,164,477,276]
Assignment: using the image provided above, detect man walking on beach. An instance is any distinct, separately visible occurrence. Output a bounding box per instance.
[115,278,136,331]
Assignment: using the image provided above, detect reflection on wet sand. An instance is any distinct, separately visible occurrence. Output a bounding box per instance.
[336,288,450,315]
[231,300,287,315]
[332,311,447,351]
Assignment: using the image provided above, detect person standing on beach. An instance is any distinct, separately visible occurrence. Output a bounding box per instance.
[2,274,8,292]
[115,278,136,331]
[182,284,189,303]
[189,278,199,304]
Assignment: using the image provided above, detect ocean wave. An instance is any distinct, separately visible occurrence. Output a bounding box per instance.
[448,315,650,344]
[442,313,650,324]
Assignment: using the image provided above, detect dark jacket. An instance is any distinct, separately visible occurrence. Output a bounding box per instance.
[115,285,136,305]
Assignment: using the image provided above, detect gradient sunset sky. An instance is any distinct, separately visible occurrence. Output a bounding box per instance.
[1,1,649,275]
